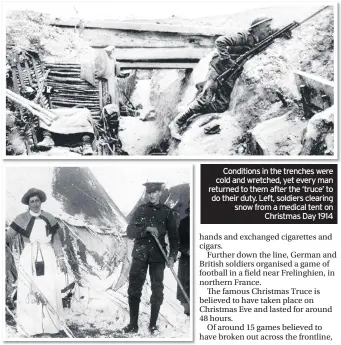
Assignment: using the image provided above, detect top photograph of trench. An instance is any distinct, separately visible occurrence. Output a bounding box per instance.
[5,2,336,158]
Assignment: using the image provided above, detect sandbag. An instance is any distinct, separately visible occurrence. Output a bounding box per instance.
[80,50,114,86]
[40,108,95,134]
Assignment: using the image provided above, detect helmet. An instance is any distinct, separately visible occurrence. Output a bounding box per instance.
[250,16,272,29]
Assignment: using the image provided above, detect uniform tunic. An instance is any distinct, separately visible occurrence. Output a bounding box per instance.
[126,202,179,306]
[187,30,258,115]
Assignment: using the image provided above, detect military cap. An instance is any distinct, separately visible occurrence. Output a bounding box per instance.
[250,16,272,28]
[21,188,47,205]
[143,182,164,193]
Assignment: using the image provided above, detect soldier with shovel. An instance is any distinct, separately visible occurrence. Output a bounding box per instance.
[122,182,179,335]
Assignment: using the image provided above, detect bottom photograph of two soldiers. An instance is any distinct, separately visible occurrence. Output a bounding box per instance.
[5,165,191,339]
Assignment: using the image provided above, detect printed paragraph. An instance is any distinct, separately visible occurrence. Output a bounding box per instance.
[201,164,337,224]
[198,232,336,341]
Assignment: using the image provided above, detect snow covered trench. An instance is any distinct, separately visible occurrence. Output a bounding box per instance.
[120,7,334,157]
[176,7,334,157]
[120,69,192,155]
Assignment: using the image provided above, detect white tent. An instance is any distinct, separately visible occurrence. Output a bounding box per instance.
[5,167,190,339]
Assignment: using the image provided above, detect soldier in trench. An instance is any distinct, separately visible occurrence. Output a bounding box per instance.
[169,16,291,140]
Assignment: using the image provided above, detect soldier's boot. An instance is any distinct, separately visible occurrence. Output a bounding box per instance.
[168,108,196,141]
[82,135,93,156]
[122,302,139,334]
[148,304,161,334]
[37,130,55,150]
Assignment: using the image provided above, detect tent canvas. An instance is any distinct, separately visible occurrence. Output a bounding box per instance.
[5,167,191,339]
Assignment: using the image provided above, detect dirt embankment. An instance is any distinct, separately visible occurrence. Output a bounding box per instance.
[168,7,334,156]
[7,10,91,63]
[6,7,334,157]
[120,69,191,155]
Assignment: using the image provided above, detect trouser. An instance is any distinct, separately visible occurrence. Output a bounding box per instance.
[193,79,233,114]
[175,78,236,128]
[128,258,166,306]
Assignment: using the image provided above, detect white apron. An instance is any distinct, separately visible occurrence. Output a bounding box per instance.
[17,216,63,336]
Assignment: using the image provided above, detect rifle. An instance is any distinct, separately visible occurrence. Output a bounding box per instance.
[216,5,331,84]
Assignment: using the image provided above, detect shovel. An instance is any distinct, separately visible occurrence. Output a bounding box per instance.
[151,234,190,305]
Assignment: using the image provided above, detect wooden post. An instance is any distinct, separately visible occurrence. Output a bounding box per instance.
[98,79,103,110]
[104,46,120,115]
[16,58,26,88]
[10,53,24,119]
[24,59,34,87]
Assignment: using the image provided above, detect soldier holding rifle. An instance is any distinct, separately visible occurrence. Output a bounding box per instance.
[169,16,293,140]
[170,6,330,140]
[122,182,179,335]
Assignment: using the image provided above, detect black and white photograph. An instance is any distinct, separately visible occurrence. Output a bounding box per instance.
[5,2,336,157]
[5,165,191,339]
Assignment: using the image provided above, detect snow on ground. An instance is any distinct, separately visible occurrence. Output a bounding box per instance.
[6,10,91,64]
[119,117,160,155]
[28,147,81,157]
[66,263,190,339]
[172,113,243,156]
[118,6,334,157]
[6,6,333,157]
[250,111,307,155]
[130,79,154,120]
[120,69,191,155]
[6,262,190,339]
[6,168,190,339]
[169,6,334,156]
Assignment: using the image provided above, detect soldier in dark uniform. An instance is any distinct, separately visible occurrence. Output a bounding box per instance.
[122,182,179,334]
[169,16,289,140]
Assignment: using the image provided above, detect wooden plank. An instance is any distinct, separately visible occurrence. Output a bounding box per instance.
[24,60,34,87]
[52,88,98,94]
[44,63,80,68]
[47,78,99,88]
[92,44,194,48]
[16,61,26,88]
[294,69,334,109]
[10,54,24,117]
[55,27,217,49]
[53,93,99,99]
[52,96,99,102]
[49,71,81,76]
[51,102,100,108]
[48,76,88,83]
[119,62,197,69]
[99,80,104,110]
[53,97,99,107]
[48,18,227,36]
[294,70,334,87]
[114,47,211,61]
[47,68,81,73]
[49,85,98,92]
